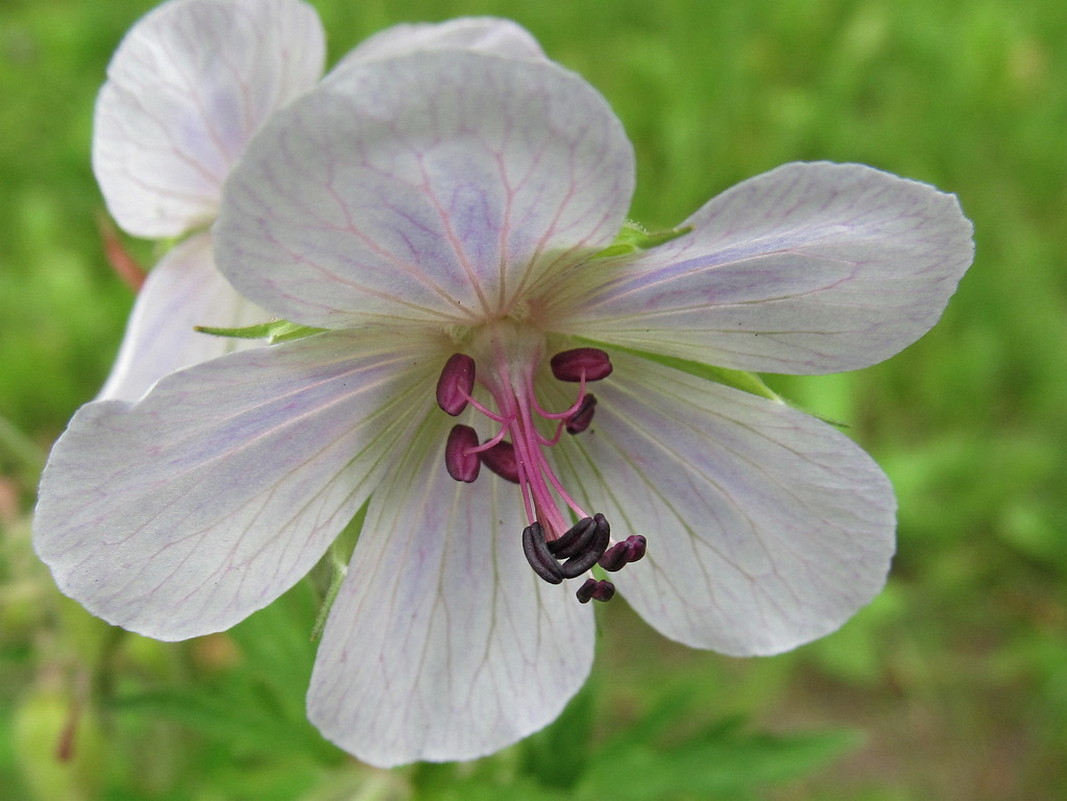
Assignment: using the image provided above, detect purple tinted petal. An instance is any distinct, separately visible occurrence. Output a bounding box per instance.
[35,331,442,640]
[336,17,545,68]
[308,420,593,766]
[97,233,266,402]
[216,51,634,328]
[551,351,896,655]
[571,162,974,374]
[94,0,324,237]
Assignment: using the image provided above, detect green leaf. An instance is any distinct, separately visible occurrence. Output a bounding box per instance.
[520,678,597,789]
[195,319,327,344]
[113,583,340,763]
[415,774,568,801]
[574,699,860,801]
[577,729,860,801]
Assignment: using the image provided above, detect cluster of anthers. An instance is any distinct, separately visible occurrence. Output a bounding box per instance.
[435,344,647,603]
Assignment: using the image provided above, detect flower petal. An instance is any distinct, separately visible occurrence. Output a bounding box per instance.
[308,419,594,767]
[34,331,441,640]
[570,162,974,374]
[551,351,896,655]
[215,51,634,329]
[93,0,324,238]
[97,233,267,402]
[336,17,545,67]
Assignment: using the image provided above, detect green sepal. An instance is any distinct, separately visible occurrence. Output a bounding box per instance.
[309,500,368,642]
[576,338,782,403]
[647,353,782,403]
[195,319,327,344]
[591,219,692,260]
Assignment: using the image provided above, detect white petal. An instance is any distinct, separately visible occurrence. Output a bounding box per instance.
[93,0,324,238]
[551,351,896,655]
[336,17,545,67]
[308,419,594,767]
[35,331,442,640]
[216,51,634,329]
[570,162,974,374]
[97,233,267,402]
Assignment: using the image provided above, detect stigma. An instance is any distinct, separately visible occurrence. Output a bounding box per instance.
[434,323,645,602]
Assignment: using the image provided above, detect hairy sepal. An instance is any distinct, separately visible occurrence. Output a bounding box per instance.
[196,319,327,344]
[591,220,693,260]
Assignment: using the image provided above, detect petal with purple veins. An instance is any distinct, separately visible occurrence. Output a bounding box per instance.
[215,51,634,329]
[335,16,545,69]
[97,233,267,402]
[551,351,896,655]
[308,419,593,767]
[34,330,443,641]
[569,162,974,374]
[94,0,324,237]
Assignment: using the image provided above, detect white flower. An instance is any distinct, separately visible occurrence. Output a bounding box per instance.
[93,0,543,401]
[36,40,973,766]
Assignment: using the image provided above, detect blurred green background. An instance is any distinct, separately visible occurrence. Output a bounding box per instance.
[2,0,1065,799]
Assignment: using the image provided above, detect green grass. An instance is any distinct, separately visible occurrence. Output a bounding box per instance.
[3,0,1066,799]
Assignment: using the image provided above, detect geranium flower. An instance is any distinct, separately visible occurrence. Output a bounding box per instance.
[93,0,543,400]
[36,44,973,766]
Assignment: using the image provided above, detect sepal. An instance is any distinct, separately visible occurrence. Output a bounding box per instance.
[591,220,692,260]
[196,319,327,344]
[577,339,782,402]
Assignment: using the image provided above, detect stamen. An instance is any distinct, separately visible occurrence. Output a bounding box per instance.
[436,353,476,416]
[545,516,597,558]
[559,513,611,578]
[444,424,480,483]
[598,534,648,572]
[436,328,643,600]
[521,522,564,584]
[565,393,597,435]
[479,440,519,484]
[550,348,613,382]
[576,578,616,604]
[526,371,588,421]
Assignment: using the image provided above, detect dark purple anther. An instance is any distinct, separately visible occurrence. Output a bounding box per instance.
[565,393,597,435]
[445,424,480,483]
[598,534,648,572]
[550,348,613,382]
[597,545,627,573]
[436,353,476,416]
[479,440,519,484]
[545,516,596,558]
[560,513,611,578]
[625,534,647,562]
[522,522,564,584]
[576,578,616,604]
[592,580,615,602]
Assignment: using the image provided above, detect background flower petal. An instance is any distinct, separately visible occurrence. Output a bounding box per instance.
[308,420,594,767]
[97,232,266,402]
[569,162,974,374]
[335,17,545,67]
[93,0,324,238]
[215,51,634,329]
[34,331,441,641]
[551,351,896,655]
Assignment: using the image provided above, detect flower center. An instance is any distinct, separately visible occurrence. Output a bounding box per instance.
[435,322,645,603]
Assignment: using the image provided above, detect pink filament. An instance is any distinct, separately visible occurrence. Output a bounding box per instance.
[463,350,590,539]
